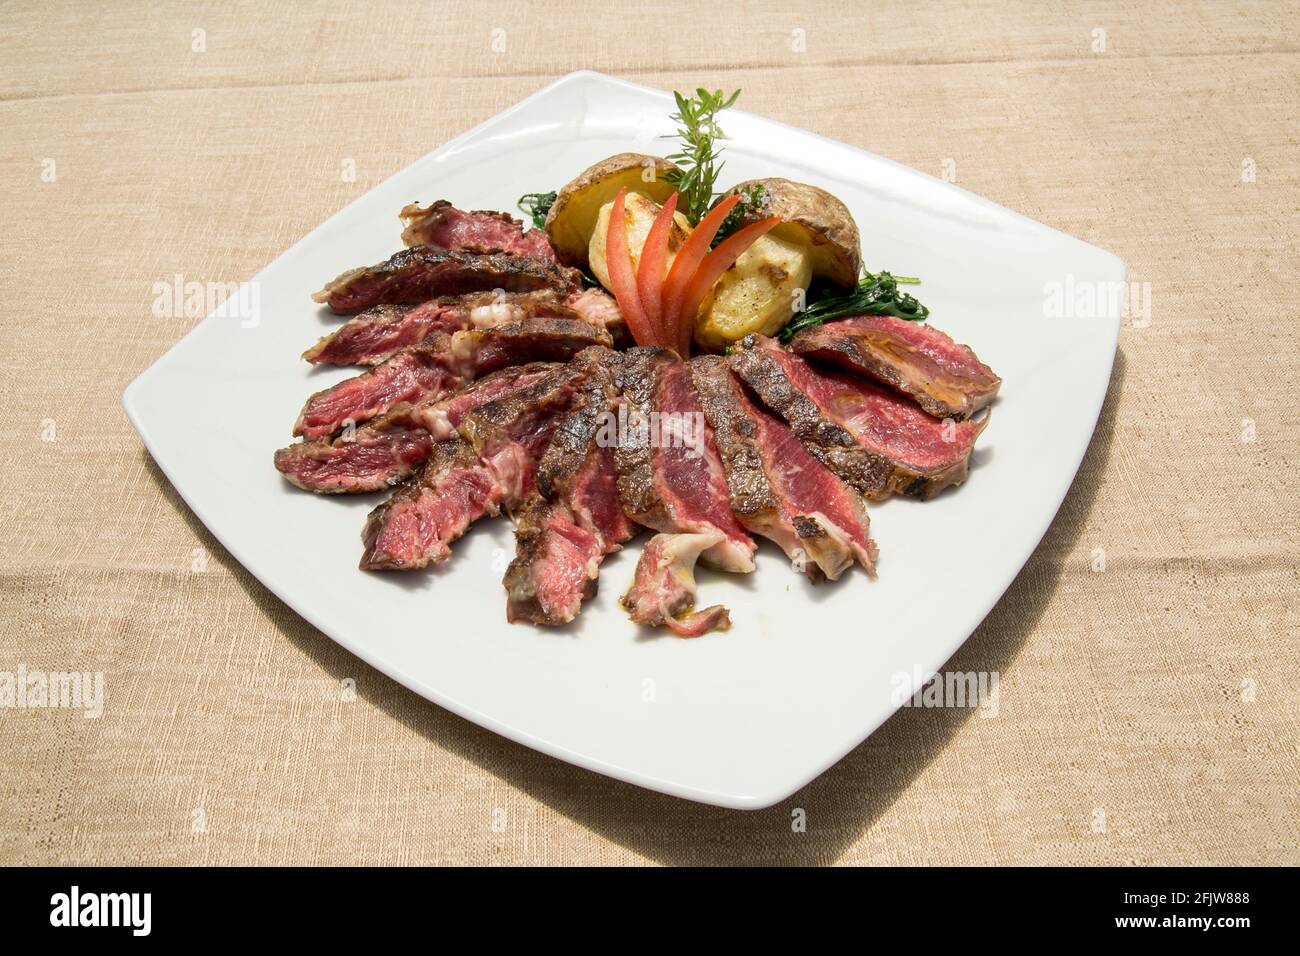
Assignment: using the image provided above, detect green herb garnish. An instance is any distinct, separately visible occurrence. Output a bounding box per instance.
[664,88,741,225]
[517,191,557,230]
[779,269,929,342]
[711,183,765,248]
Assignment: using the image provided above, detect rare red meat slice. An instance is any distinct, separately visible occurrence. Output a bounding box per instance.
[293,333,463,440]
[302,302,462,367]
[399,200,557,260]
[303,291,578,367]
[456,318,612,376]
[614,349,756,572]
[504,498,604,626]
[274,363,558,493]
[312,248,581,313]
[621,531,731,637]
[360,364,586,570]
[359,439,505,570]
[690,356,877,580]
[504,349,636,625]
[731,336,988,500]
[790,315,1001,420]
[274,426,434,494]
[293,320,610,439]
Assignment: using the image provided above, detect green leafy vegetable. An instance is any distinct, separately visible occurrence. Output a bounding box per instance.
[664,88,741,225]
[711,183,765,248]
[517,191,557,230]
[778,269,929,342]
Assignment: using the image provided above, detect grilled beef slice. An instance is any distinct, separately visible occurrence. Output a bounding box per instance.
[275,363,558,493]
[730,335,988,500]
[302,290,576,367]
[614,348,756,573]
[621,531,731,638]
[358,439,505,570]
[399,200,557,260]
[293,332,464,440]
[360,363,587,570]
[312,248,581,314]
[504,348,636,626]
[790,315,1001,420]
[690,356,877,581]
[293,319,610,440]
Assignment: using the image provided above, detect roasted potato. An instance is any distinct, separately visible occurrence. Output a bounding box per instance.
[544,153,680,269]
[721,178,861,288]
[588,192,692,292]
[694,233,812,351]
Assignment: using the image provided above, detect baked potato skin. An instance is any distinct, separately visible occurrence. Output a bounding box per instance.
[588,193,692,291]
[694,233,812,351]
[544,153,680,269]
[722,178,861,288]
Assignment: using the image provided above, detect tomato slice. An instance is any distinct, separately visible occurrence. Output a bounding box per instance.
[635,192,679,346]
[604,188,654,347]
[659,194,741,355]
[674,216,782,356]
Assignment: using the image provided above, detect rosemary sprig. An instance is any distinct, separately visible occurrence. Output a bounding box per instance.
[778,269,929,342]
[517,191,557,230]
[663,88,741,224]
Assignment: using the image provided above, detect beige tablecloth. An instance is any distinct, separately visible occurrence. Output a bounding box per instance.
[1,0,1296,865]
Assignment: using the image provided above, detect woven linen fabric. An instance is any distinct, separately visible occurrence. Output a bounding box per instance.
[0,0,1295,865]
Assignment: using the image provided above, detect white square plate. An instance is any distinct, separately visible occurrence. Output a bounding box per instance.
[124,71,1122,809]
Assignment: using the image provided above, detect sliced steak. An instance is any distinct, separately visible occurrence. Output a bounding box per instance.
[690,356,877,581]
[504,349,636,625]
[275,363,558,493]
[614,348,756,572]
[731,335,988,500]
[359,439,504,570]
[360,363,587,570]
[293,333,463,440]
[455,318,612,376]
[621,531,731,638]
[302,290,574,366]
[790,315,1001,420]
[293,319,609,440]
[312,248,581,314]
[274,425,434,494]
[399,200,557,260]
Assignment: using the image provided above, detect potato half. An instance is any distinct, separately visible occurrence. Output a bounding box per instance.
[694,233,813,351]
[544,153,680,269]
[721,178,861,288]
[588,193,693,292]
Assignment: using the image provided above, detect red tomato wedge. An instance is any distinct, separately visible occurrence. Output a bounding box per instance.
[674,216,782,356]
[635,191,679,346]
[604,188,654,347]
[659,194,741,354]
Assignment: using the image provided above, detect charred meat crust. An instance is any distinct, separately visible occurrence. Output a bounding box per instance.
[730,335,988,501]
[789,316,1001,420]
[313,248,583,314]
[611,348,678,530]
[728,338,898,497]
